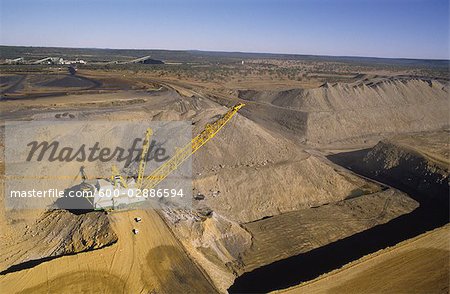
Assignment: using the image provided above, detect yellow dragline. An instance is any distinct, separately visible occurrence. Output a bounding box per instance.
[140,102,244,191]
[92,103,244,210]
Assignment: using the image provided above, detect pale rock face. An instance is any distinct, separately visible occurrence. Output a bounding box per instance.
[164,209,252,292]
[238,79,449,145]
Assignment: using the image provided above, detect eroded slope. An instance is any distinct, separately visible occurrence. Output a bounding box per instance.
[238,79,449,145]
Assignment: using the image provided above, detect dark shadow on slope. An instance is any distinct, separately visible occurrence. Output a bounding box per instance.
[0,239,117,276]
[229,149,449,293]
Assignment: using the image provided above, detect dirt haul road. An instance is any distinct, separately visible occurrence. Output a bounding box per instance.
[0,209,217,294]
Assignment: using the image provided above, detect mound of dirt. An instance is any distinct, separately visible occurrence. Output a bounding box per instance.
[163,208,252,292]
[0,210,117,273]
[191,106,382,223]
[239,88,307,109]
[330,131,449,199]
[238,79,449,145]
[39,76,95,88]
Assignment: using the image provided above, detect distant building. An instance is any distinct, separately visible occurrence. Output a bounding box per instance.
[124,56,164,64]
[62,59,87,65]
[5,57,25,64]
[32,57,64,65]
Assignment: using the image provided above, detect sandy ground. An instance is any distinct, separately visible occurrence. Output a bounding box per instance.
[279,224,449,294]
[239,189,418,274]
[0,69,448,293]
[0,209,216,293]
[0,210,117,273]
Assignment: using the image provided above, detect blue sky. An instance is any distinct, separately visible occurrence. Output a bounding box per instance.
[0,0,448,59]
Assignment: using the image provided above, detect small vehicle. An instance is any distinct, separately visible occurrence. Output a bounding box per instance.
[68,65,77,75]
[135,217,142,222]
[132,228,139,234]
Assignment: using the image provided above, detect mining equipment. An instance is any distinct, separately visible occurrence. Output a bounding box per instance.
[82,103,244,210]
[68,65,77,75]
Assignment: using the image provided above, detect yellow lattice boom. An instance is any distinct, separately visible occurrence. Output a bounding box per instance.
[141,103,244,190]
[136,128,153,188]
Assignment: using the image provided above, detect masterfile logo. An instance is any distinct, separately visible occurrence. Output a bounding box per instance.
[25,138,170,165]
[4,121,193,210]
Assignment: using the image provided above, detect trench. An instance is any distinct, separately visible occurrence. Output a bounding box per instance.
[228,149,449,293]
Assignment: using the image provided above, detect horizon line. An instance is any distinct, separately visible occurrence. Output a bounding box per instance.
[1,44,449,62]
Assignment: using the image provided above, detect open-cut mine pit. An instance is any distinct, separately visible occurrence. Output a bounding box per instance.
[0,46,448,294]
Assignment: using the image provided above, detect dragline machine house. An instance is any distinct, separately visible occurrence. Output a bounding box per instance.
[89,103,245,210]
